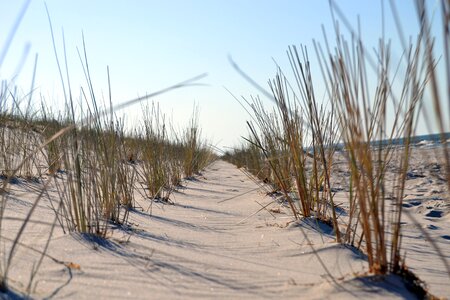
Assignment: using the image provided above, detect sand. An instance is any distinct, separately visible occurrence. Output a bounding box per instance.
[0,149,449,299]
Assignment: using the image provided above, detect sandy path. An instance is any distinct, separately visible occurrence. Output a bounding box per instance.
[4,160,435,299]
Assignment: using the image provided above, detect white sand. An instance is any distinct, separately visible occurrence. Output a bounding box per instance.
[1,154,449,299]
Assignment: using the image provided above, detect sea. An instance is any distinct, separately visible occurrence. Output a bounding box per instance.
[382,132,450,147]
[333,132,450,150]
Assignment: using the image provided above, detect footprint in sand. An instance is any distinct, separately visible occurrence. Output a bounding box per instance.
[427,224,439,230]
[406,171,425,179]
[402,200,422,208]
[425,210,444,218]
[410,200,422,206]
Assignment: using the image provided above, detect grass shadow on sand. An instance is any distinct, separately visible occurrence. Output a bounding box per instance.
[0,288,29,300]
[134,209,227,233]
[71,231,273,298]
[340,274,422,299]
[173,203,236,217]
[288,217,337,238]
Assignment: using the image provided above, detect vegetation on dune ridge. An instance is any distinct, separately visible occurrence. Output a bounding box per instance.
[223,0,450,296]
[0,6,214,292]
[0,85,215,293]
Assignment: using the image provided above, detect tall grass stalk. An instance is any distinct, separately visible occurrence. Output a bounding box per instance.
[413,0,450,191]
[315,4,429,273]
[283,46,341,233]
[222,137,270,182]
[139,104,174,200]
[183,106,213,178]
[244,100,300,215]
[238,49,340,233]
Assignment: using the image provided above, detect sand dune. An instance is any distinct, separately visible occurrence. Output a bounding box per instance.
[1,156,448,299]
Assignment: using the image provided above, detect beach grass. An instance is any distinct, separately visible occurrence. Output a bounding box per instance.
[0,13,212,292]
[0,0,449,298]
[224,1,450,292]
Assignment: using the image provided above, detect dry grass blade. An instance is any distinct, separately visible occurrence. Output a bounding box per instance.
[0,0,31,68]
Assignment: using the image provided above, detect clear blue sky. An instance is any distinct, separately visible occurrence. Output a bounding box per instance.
[0,1,444,149]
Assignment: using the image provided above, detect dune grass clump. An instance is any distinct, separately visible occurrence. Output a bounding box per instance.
[55,101,214,235]
[227,0,450,283]
[0,84,211,295]
[139,104,177,200]
[135,103,215,202]
[0,1,215,295]
[222,136,270,182]
[312,0,450,276]
[55,105,129,235]
[55,102,216,233]
[38,107,67,175]
[0,92,45,184]
[244,102,299,216]
[274,47,340,228]
[182,106,215,178]
[0,89,64,295]
[231,49,340,237]
[317,27,428,273]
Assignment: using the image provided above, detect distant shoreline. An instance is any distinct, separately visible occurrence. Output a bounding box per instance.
[332,132,450,151]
